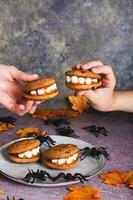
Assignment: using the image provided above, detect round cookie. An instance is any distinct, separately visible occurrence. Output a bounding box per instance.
[22,77,58,101]
[65,68,102,90]
[43,144,80,170]
[7,139,41,163]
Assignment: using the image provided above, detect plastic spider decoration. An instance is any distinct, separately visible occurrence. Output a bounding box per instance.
[7,197,24,200]
[82,125,108,137]
[0,116,16,125]
[79,147,110,160]
[56,126,79,138]
[44,118,70,127]
[23,169,89,184]
[27,130,56,147]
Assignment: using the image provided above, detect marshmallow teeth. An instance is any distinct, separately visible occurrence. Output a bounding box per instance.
[66,76,98,85]
[30,83,57,95]
[18,146,40,159]
[51,153,78,165]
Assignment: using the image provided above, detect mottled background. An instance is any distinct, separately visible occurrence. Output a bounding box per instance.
[0,0,132,108]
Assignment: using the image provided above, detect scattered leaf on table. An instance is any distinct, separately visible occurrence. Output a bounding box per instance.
[16,127,39,138]
[122,171,133,189]
[0,188,4,195]
[128,181,133,189]
[32,109,79,120]
[0,116,16,132]
[100,170,133,190]
[63,185,103,200]
[68,95,90,113]
[0,122,15,132]
[100,170,123,186]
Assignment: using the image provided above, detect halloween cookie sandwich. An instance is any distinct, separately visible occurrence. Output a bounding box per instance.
[23,77,58,101]
[65,68,102,90]
[7,139,40,163]
[43,144,79,170]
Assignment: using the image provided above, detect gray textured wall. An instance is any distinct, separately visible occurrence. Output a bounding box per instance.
[0,0,132,108]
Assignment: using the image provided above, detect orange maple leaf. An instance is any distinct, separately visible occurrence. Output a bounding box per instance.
[122,171,133,189]
[16,127,39,138]
[100,170,123,186]
[0,122,15,132]
[129,181,133,189]
[32,109,79,120]
[0,188,4,195]
[68,95,90,113]
[63,185,103,200]
[100,170,133,190]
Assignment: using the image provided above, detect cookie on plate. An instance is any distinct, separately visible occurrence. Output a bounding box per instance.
[22,77,58,101]
[7,139,40,163]
[65,68,102,90]
[43,144,79,170]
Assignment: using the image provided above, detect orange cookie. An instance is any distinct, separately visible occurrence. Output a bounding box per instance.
[65,68,102,90]
[7,139,41,163]
[43,144,79,170]
[22,77,58,101]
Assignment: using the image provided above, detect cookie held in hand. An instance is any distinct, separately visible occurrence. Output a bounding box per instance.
[43,144,79,170]
[22,77,58,101]
[7,139,41,163]
[65,68,102,90]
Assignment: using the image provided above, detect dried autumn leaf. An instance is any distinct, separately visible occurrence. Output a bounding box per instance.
[100,170,123,186]
[68,95,90,113]
[0,123,8,132]
[32,109,79,120]
[129,181,133,189]
[0,122,15,132]
[63,185,103,200]
[0,188,4,195]
[100,170,133,190]
[123,171,133,189]
[16,127,39,138]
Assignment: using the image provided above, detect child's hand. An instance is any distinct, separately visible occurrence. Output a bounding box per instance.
[0,64,40,115]
[76,61,116,111]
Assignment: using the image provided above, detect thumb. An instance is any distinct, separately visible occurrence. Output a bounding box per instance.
[10,67,38,82]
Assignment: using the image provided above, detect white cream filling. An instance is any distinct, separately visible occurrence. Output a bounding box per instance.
[30,83,57,95]
[30,90,37,95]
[18,146,40,158]
[51,153,78,165]
[92,79,98,82]
[37,88,45,95]
[67,76,71,82]
[71,76,79,83]
[86,77,92,84]
[66,76,98,84]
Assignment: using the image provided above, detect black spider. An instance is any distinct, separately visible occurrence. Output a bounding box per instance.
[44,118,70,127]
[27,131,56,147]
[56,126,79,138]
[7,197,24,200]
[82,125,108,137]
[0,116,16,125]
[23,169,89,184]
[79,147,110,160]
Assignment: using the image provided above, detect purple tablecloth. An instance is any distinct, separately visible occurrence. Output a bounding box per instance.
[0,109,133,200]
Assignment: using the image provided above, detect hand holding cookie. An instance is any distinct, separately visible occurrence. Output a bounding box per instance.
[0,65,40,116]
[75,61,116,112]
[22,77,58,101]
